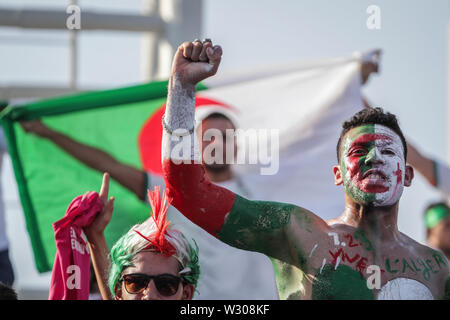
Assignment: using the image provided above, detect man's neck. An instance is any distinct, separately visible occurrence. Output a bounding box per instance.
[205,165,233,183]
[337,196,401,247]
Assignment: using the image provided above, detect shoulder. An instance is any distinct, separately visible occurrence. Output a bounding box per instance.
[402,233,448,264]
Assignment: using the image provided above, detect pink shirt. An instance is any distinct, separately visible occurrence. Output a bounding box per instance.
[48,191,102,300]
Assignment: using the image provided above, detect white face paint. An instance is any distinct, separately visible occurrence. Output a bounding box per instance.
[377,278,434,300]
[340,124,406,207]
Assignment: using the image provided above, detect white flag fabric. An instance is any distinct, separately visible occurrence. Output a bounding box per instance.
[199,56,363,220]
[155,54,366,300]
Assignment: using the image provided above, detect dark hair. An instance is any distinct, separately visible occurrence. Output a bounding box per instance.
[0,101,8,113]
[336,107,407,162]
[203,112,235,128]
[0,282,18,300]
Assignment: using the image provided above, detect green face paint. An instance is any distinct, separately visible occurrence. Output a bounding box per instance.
[425,204,450,229]
[339,124,405,206]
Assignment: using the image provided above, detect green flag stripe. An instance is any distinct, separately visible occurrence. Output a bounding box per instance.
[1,81,208,121]
[2,120,50,271]
[0,79,209,272]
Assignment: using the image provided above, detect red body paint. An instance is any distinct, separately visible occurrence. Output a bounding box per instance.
[162,159,236,237]
[344,234,362,248]
[329,234,386,275]
[139,96,236,175]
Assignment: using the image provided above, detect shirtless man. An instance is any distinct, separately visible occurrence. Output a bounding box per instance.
[160,38,450,299]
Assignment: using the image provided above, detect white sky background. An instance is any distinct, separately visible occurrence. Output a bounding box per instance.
[0,0,449,295]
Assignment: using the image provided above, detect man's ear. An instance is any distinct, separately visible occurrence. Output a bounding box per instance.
[333,165,344,186]
[426,228,431,240]
[182,283,195,300]
[404,165,414,187]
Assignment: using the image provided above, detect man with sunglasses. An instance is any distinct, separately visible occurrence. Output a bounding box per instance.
[84,174,199,300]
[161,39,450,299]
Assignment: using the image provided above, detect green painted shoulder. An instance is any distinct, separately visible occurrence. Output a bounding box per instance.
[217,194,296,256]
[444,276,450,300]
[223,194,296,233]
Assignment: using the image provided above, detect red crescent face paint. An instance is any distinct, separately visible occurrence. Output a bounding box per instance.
[340,124,405,207]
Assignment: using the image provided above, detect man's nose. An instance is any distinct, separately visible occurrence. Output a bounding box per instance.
[364,147,383,165]
[141,280,161,300]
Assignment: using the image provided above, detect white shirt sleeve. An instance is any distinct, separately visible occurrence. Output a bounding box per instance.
[0,128,7,154]
[435,159,450,198]
[144,172,167,202]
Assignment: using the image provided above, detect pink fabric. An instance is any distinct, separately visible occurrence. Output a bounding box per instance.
[48,191,102,300]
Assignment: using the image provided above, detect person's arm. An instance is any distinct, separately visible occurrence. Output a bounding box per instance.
[162,39,328,265]
[20,120,146,200]
[406,142,436,186]
[84,173,115,300]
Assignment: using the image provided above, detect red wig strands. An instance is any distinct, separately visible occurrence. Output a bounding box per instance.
[134,186,176,256]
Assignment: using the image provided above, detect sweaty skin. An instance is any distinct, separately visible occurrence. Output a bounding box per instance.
[162,40,450,299]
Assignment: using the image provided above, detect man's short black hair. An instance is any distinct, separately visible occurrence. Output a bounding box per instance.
[204,112,235,126]
[336,107,408,162]
[202,112,237,130]
[0,282,18,300]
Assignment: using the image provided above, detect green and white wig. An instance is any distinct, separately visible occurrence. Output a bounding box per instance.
[108,186,200,296]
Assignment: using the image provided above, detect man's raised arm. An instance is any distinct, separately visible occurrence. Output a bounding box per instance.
[162,39,234,237]
[161,40,329,265]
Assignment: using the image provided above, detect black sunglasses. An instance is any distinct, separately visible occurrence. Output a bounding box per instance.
[119,273,184,296]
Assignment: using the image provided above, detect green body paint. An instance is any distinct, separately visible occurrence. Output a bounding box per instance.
[414,259,431,281]
[410,259,421,272]
[425,259,438,274]
[218,195,315,300]
[340,125,377,204]
[312,264,374,300]
[271,258,305,300]
[218,195,293,253]
[444,277,450,300]
[401,258,416,273]
[433,253,448,269]
[384,255,445,282]
[353,229,373,251]
[385,259,398,274]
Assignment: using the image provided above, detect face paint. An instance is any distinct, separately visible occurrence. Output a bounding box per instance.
[340,124,405,207]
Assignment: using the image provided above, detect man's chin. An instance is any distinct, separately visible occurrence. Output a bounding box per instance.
[355,198,398,209]
[204,163,229,173]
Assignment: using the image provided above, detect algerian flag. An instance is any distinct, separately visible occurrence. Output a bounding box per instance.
[1,53,365,273]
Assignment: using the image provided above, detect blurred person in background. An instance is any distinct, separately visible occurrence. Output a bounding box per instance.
[406,142,450,259]
[406,142,450,196]
[424,202,450,261]
[0,102,15,287]
[0,282,18,300]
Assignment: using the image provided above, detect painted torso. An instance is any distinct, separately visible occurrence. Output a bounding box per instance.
[306,226,448,299]
[218,196,450,300]
[274,222,448,300]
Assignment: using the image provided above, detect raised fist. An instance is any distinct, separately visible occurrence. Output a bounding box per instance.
[170,39,223,87]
